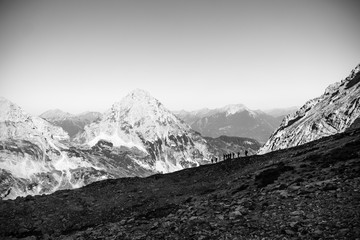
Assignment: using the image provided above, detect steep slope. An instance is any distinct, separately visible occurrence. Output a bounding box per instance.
[40,110,101,138]
[78,89,212,173]
[1,125,359,239]
[178,105,281,143]
[260,64,360,154]
[0,98,154,200]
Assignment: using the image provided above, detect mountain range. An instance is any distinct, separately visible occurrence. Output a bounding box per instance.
[1,90,262,199]
[175,105,284,143]
[1,63,360,201]
[0,96,157,200]
[40,110,101,138]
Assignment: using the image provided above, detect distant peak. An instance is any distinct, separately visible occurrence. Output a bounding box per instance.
[119,89,159,105]
[128,89,152,98]
[222,104,249,115]
[0,96,12,104]
[0,97,19,110]
[0,97,29,122]
[40,109,73,119]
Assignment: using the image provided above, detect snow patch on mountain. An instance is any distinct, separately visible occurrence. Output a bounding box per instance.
[87,131,148,153]
[222,104,249,116]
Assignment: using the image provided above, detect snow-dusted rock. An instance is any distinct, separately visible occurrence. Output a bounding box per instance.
[0,98,152,200]
[259,63,360,154]
[79,89,212,173]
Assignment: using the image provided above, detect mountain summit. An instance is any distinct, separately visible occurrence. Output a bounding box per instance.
[259,63,360,154]
[79,89,212,173]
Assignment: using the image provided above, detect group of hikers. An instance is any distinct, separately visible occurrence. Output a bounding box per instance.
[211,150,248,164]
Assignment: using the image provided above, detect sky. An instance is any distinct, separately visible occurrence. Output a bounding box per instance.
[0,0,359,115]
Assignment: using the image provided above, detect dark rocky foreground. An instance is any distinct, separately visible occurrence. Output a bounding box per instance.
[1,129,360,239]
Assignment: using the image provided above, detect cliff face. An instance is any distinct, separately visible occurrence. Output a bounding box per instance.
[259,64,360,154]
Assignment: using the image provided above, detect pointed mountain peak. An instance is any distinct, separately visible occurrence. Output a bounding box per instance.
[114,89,163,111]
[221,104,250,116]
[40,109,73,120]
[117,89,152,102]
[0,97,29,122]
[0,96,14,106]
[128,88,152,98]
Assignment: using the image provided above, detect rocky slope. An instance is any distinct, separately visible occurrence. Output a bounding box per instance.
[176,105,281,143]
[40,110,101,138]
[1,123,359,239]
[77,89,212,173]
[259,64,360,154]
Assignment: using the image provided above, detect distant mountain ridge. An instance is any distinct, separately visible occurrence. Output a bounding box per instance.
[40,110,101,138]
[176,105,282,143]
[0,91,216,199]
[259,63,360,154]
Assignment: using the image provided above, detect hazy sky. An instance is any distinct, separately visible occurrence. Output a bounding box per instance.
[0,0,359,115]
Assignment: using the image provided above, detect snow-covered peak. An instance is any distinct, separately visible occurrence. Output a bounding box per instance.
[0,97,30,122]
[221,104,252,116]
[105,89,180,130]
[0,97,69,143]
[117,88,162,110]
[40,109,73,121]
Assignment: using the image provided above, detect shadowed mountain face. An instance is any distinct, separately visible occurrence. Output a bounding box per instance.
[260,64,360,154]
[1,125,359,239]
[176,105,282,143]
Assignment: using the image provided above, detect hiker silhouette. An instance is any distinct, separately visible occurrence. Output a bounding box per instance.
[245,150,248,157]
